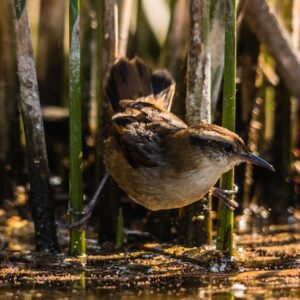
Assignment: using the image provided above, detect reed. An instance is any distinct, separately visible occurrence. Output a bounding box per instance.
[216,0,237,255]
[13,0,59,252]
[94,0,105,186]
[183,0,212,246]
[69,0,86,256]
[97,0,122,247]
[115,207,124,248]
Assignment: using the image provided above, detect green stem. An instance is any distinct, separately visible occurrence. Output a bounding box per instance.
[115,207,124,248]
[216,0,237,256]
[69,0,85,256]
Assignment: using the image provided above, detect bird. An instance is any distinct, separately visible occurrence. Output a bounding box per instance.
[103,57,274,211]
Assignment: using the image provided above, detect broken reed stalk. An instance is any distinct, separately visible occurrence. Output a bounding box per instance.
[183,0,212,246]
[243,0,300,100]
[13,0,59,252]
[69,0,86,256]
[119,0,133,57]
[216,0,237,255]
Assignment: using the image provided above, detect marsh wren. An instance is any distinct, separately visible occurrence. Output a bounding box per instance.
[103,57,274,211]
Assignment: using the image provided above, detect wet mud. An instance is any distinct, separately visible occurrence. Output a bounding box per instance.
[0,215,299,299]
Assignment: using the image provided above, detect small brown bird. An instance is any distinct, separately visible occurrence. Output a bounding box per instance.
[103,57,274,211]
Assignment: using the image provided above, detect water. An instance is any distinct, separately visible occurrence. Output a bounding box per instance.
[0,223,299,299]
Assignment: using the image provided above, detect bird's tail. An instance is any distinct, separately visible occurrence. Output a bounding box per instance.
[104,57,175,112]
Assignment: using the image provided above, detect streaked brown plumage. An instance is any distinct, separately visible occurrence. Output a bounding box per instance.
[103,57,274,211]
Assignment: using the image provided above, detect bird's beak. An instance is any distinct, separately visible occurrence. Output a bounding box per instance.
[238,152,275,171]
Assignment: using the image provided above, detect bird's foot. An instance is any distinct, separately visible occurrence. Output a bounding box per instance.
[68,202,84,216]
[67,173,109,229]
[211,185,239,210]
[67,205,93,229]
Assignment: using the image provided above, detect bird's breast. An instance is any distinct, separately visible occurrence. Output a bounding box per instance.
[104,140,230,210]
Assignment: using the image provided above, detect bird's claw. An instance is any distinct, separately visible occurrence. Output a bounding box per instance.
[67,173,109,229]
[215,184,238,195]
[67,201,85,216]
[211,186,239,210]
[67,201,94,229]
[66,202,90,229]
[67,210,93,229]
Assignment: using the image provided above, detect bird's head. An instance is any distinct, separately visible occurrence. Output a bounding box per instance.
[187,124,274,172]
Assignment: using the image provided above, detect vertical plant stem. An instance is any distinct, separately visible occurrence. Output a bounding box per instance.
[186,0,211,125]
[119,0,133,57]
[292,0,300,153]
[239,21,260,208]
[210,0,225,115]
[104,0,119,65]
[274,2,293,213]
[0,0,15,204]
[69,0,86,256]
[115,207,124,248]
[92,0,104,187]
[182,0,212,246]
[98,0,122,246]
[216,0,237,255]
[80,0,93,160]
[243,0,300,100]
[12,0,59,252]
[243,98,263,208]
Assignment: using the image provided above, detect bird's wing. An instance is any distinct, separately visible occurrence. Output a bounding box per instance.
[111,97,187,168]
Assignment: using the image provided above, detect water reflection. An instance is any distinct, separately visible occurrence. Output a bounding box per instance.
[2,287,299,300]
[0,223,298,300]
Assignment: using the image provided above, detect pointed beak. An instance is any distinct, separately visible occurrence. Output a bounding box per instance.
[238,152,275,171]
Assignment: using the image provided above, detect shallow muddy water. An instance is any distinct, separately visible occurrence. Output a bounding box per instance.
[0,220,299,299]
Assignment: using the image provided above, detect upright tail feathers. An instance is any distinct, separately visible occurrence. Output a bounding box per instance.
[104,57,175,112]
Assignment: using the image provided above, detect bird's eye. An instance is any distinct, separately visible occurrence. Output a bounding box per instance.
[223,143,233,152]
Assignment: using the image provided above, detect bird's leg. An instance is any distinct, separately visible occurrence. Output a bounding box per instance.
[68,201,84,216]
[211,185,239,210]
[68,173,109,229]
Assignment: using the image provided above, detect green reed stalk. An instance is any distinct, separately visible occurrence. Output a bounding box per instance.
[216,0,237,255]
[115,207,124,248]
[69,0,86,256]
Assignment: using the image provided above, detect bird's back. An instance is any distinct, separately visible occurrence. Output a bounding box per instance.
[104,58,239,210]
[104,58,187,169]
[104,58,202,210]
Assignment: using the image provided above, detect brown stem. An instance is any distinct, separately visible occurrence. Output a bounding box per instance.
[243,0,300,99]
[182,0,212,247]
[13,1,59,252]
